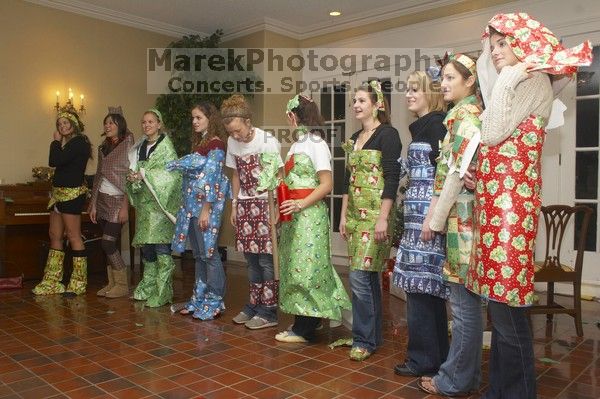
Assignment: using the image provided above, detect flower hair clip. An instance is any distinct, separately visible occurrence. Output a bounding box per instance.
[368,80,385,118]
[286,95,300,113]
[286,94,313,115]
[426,66,442,82]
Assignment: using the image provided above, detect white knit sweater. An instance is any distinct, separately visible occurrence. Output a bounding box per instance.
[481,63,553,146]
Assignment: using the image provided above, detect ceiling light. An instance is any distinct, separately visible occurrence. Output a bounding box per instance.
[329,11,341,16]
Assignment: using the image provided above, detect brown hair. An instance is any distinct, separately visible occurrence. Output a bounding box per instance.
[220,94,252,125]
[356,82,391,125]
[191,101,227,150]
[442,56,478,96]
[406,71,447,114]
[100,113,128,155]
[288,95,325,136]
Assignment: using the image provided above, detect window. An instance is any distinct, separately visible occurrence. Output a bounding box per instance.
[575,45,600,251]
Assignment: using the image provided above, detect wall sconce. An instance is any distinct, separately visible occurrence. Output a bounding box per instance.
[54,87,85,114]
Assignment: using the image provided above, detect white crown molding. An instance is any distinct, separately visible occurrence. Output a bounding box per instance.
[295,0,465,40]
[222,0,465,42]
[25,0,206,38]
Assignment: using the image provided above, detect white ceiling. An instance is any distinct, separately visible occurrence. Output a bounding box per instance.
[28,0,465,40]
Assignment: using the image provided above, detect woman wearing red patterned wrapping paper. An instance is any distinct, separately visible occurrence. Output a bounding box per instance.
[89,108,134,298]
[222,94,283,330]
[33,110,92,296]
[465,13,592,398]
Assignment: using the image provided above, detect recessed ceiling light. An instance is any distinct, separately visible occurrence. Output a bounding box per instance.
[329,11,341,16]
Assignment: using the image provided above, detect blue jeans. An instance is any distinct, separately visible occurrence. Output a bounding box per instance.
[405,292,449,375]
[140,243,171,262]
[482,300,536,399]
[243,252,277,322]
[188,217,225,297]
[349,270,382,353]
[433,282,483,395]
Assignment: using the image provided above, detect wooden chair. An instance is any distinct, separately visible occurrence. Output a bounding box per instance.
[529,204,593,336]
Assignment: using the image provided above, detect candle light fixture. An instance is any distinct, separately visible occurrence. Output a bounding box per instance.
[54,87,86,114]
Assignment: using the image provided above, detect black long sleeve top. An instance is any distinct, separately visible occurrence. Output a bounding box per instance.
[49,135,90,187]
[408,111,447,165]
[343,124,402,199]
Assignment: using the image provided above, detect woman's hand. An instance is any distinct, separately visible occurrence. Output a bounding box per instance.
[421,211,434,241]
[464,164,477,190]
[89,205,97,224]
[339,215,347,240]
[374,217,388,242]
[199,205,211,231]
[53,130,61,142]
[279,199,303,215]
[127,171,141,183]
[118,205,128,224]
[230,201,237,227]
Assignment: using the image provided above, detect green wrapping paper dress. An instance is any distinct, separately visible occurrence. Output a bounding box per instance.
[344,147,394,272]
[127,135,181,245]
[277,153,351,320]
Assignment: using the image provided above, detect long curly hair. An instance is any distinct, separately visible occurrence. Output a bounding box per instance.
[191,101,227,150]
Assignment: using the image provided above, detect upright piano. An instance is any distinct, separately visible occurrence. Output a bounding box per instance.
[0,182,102,279]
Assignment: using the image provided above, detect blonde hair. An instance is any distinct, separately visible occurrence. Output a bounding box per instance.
[220,94,252,125]
[407,71,447,114]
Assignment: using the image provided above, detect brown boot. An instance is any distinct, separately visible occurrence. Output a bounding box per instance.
[105,267,129,298]
[97,266,114,296]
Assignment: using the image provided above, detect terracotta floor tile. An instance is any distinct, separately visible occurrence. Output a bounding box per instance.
[252,386,292,399]
[0,369,34,384]
[203,387,247,399]
[18,383,61,398]
[51,377,91,393]
[2,263,600,399]
[345,385,388,399]
[157,386,197,399]
[186,377,224,394]
[303,386,342,399]
[139,377,180,393]
[230,378,270,394]
[7,376,47,393]
[275,378,315,394]
[63,385,107,399]
[96,377,135,392]
[82,370,120,384]
[111,386,153,399]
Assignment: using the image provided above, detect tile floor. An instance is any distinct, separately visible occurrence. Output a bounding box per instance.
[1,259,599,398]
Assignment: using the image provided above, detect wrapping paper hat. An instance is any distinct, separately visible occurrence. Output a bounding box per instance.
[476,12,593,126]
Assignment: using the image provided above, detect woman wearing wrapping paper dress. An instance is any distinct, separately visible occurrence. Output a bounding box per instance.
[416,54,484,396]
[392,70,449,377]
[273,95,351,343]
[463,13,592,398]
[33,110,92,296]
[89,108,134,298]
[222,94,283,330]
[127,109,181,308]
[340,81,401,360]
[168,102,230,320]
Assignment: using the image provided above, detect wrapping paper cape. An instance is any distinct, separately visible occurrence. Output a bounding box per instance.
[127,135,181,245]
